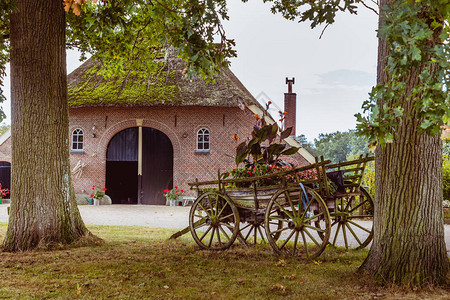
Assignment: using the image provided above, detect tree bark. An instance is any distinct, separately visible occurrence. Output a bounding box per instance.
[360,0,449,285]
[3,0,90,251]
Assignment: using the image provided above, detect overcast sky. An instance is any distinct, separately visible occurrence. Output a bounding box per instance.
[0,1,379,142]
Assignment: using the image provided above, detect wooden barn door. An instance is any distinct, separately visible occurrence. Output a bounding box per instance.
[140,127,173,205]
[106,126,173,205]
[106,128,139,204]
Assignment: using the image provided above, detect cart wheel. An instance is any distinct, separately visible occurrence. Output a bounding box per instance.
[239,220,267,245]
[325,186,374,249]
[264,186,331,259]
[239,215,283,246]
[189,191,240,250]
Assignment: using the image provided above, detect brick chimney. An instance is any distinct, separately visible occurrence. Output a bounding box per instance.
[284,77,296,136]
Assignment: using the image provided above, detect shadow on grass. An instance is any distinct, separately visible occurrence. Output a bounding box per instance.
[0,223,448,299]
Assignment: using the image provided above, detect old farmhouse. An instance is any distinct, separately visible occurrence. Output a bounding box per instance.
[0,49,313,205]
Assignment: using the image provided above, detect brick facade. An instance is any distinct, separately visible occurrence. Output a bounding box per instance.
[0,105,310,203]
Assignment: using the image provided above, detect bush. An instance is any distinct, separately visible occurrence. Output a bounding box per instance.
[443,156,450,200]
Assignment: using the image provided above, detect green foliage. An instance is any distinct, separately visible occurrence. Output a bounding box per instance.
[295,134,318,156]
[0,123,9,136]
[235,103,298,167]
[0,0,237,102]
[306,130,369,163]
[443,155,450,200]
[355,1,450,144]
[65,0,236,81]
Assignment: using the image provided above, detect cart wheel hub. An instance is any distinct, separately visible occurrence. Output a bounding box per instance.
[288,221,296,229]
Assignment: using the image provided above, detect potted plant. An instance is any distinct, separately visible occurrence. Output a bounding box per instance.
[90,185,107,206]
[0,183,9,204]
[163,186,184,206]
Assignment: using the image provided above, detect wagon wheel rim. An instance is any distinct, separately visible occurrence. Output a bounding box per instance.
[189,192,240,250]
[264,186,331,259]
[324,186,374,250]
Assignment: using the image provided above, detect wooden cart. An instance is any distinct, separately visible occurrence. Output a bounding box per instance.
[187,155,374,259]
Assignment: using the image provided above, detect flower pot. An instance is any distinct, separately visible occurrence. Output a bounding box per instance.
[93,199,100,206]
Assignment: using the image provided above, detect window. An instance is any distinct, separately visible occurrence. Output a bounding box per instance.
[71,129,84,151]
[197,128,210,151]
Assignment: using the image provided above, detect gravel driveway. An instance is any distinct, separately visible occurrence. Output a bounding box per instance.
[0,204,449,254]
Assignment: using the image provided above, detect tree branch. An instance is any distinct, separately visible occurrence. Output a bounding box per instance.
[361,0,379,15]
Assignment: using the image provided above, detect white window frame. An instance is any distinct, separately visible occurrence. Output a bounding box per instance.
[71,128,84,152]
[196,128,210,152]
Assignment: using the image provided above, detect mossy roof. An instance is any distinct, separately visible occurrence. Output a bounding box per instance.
[67,48,258,108]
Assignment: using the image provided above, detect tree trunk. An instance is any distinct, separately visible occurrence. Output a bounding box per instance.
[3,0,90,251]
[360,0,449,285]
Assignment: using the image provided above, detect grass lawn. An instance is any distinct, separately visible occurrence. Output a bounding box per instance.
[0,223,448,299]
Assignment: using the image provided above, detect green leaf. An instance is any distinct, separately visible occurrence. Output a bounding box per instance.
[281,147,299,156]
[280,127,292,139]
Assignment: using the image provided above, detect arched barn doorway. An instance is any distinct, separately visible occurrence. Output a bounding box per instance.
[0,161,11,198]
[106,127,173,205]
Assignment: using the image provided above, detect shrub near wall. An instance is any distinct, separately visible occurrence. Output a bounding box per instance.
[443,155,450,201]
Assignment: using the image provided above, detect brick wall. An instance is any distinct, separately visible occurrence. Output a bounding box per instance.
[0,105,311,200]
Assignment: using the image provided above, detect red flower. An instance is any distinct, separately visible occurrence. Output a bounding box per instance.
[175,191,178,193]
[181,190,184,193]
[174,186,178,189]
[163,194,166,197]
[90,194,94,197]
[102,188,107,191]
[164,189,170,193]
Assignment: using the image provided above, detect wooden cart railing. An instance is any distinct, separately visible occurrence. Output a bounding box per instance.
[172,155,374,258]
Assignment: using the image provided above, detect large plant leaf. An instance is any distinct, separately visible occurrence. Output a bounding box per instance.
[280,127,293,140]
[281,147,299,155]
[235,141,248,166]
[268,123,278,142]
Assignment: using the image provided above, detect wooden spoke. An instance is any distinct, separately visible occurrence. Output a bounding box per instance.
[305,212,324,223]
[299,197,314,219]
[273,200,294,220]
[292,231,299,256]
[216,227,222,248]
[304,224,326,233]
[348,199,369,214]
[279,230,295,251]
[257,226,266,243]
[216,201,229,218]
[347,220,372,233]
[218,224,231,241]
[342,223,348,249]
[301,230,309,258]
[219,213,234,221]
[345,223,363,246]
[199,225,213,242]
[303,228,321,246]
[332,223,341,246]
[269,226,289,236]
[284,190,297,217]
[208,227,216,248]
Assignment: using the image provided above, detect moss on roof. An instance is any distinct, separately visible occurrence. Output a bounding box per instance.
[67,48,258,108]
